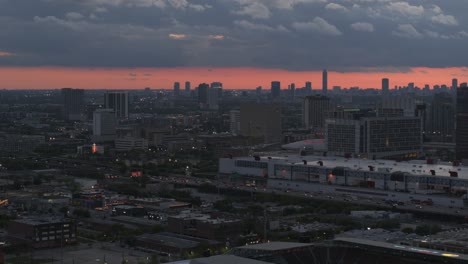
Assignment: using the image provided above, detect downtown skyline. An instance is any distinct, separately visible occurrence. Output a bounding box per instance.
[0,66,467,90]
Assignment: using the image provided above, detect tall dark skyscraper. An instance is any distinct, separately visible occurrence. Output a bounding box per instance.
[104,91,129,118]
[185,81,191,92]
[322,70,328,94]
[305,81,312,94]
[271,81,281,99]
[382,78,389,94]
[174,82,180,96]
[197,83,209,108]
[456,87,468,161]
[61,88,85,121]
[452,78,458,91]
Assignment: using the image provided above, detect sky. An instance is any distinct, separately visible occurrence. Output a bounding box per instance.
[0,0,468,89]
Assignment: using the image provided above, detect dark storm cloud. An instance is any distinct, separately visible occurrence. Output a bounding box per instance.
[0,0,467,70]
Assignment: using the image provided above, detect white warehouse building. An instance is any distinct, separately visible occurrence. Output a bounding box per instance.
[219,155,468,207]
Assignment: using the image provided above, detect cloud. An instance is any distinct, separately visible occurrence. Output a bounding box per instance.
[168,33,187,40]
[431,14,458,26]
[234,20,288,32]
[65,12,84,20]
[208,35,225,40]
[292,17,342,36]
[0,51,15,57]
[386,2,424,17]
[325,3,348,12]
[392,24,423,39]
[350,22,374,32]
[234,2,271,19]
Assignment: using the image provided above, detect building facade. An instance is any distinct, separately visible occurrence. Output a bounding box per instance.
[104,91,129,118]
[456,87,468,161]
[240,103,282,144]
[303,95,331,132]
[8,218,76,249]
[61,88,85,121]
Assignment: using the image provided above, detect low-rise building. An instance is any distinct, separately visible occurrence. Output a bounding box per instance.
[8,218,76,248]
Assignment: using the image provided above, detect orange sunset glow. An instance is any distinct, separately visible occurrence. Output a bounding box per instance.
[0,67,466,90]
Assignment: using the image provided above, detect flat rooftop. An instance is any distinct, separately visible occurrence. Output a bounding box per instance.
[335,237,468,261]
[191,255,271,264]
[14,218,71,226]
[234,154,468,179]
[236,242,313,251]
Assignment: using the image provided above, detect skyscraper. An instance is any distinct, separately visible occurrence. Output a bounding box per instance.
[456,87,468,161]
[303,95,331,132]
[271,81,281,99]
[104,91,129,119]
[174,82,180,96]
[305,81,312,94]
[197,83,209,109]
[185,81,191,92]
[382,78,389,94]
[322,70,328,94]
[452,78,458,92]
[229,110,241,135]
[61,88,85,121]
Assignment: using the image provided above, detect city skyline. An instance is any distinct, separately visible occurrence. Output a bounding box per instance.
[0,66,467,90]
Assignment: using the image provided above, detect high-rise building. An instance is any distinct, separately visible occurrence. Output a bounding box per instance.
[452,78,458,93]
[322,70,328,94]
[174,82,180,96]
[427,93,455,142]
[197,83,209,109]
[229,110,241,135]
[303,95,331,132]
[305,81,312,94]
[271,81,281,99]
[456,87,468,161]
[326,113,422,159]
[290,83,296,100]
[104,91,129,118]
[382,78,389,94]
[61,88,85,121]
[207,87,219,110]
[185,81,191,92]
[240,103,282,143]
[93,109,116,142]
[256,86,262,97]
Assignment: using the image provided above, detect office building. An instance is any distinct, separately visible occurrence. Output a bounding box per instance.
[115,136,148,151]
[452,79,458,91]
[8,218,76,249]
[104,91,128,118]
[322,70,328,94]
[382,78,389,94]
[290,83,296,100]
[92,109,116,142]
[185,81,191,92]
[174,82,180,96]
[61,88,85,121]
[271,81,281,99]
[325,114,422,159]
[0,135,45,154]
[381,96,416,117]
[207,86,219,110]
[456,87,468,161]
[197,83,209,109]
[427,93,455,142]
[230,110,241,135]
[303,95,331,132]
[240,103,282,143]
[305,81,312,94]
